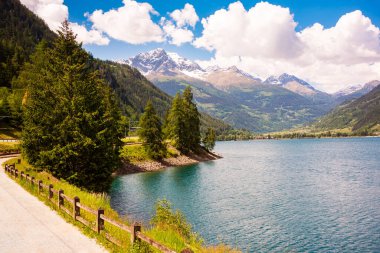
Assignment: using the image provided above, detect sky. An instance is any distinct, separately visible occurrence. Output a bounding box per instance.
[20,0,380,93]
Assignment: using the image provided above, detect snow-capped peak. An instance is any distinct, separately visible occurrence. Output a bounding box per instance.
[264,73,315,90]
[120,48,261,82]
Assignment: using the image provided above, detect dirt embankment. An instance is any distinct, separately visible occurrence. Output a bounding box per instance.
[116,150,222,175]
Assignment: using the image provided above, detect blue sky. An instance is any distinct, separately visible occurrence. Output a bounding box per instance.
[63,0,380,61]
[20,0,380,92]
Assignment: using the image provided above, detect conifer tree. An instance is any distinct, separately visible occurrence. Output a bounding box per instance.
[182,86,201,152]
[164,93,187,152]
[21,21,122,192]
[138,101,166,159]
[203,127,216,151]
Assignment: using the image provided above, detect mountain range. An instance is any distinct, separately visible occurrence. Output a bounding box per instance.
[0,0,230,134]
[121,49,379,132]
[313,84,380,133]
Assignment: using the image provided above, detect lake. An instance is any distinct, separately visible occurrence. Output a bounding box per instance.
[110,138,380,252]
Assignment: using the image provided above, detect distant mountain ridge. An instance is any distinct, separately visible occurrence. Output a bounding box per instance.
[122,48,380,132]
[313,84,380,133]
[121,49,331,131]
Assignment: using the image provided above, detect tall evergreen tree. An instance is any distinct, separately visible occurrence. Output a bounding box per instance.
[164,93,187,152]
[182,86,201,152]
[21,21,122,192]
[203,127,216,151]
[138,101,166,159]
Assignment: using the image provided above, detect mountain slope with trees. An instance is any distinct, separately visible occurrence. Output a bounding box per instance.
[0,0,229,136]
[313,84,380,133]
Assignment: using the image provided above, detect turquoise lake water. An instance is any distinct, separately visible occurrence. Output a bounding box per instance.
[110,138,380,252]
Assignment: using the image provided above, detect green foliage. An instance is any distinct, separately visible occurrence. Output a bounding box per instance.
[313,85,380,133]
[0,0,55,87]
[21,21,122,192]
[0,142,20,154]
[138,101,166,159]
[93,60,172,118]
[203,128,216,151]
[182,87,201,152]
[164,88,202,153]
[151,199,203,245]
[120,145,150,162]
[164,93,187,152]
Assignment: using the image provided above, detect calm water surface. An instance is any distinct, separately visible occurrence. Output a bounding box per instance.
[110,138,380,252]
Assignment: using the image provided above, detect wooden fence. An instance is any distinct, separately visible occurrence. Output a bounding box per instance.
[4,163,192,253]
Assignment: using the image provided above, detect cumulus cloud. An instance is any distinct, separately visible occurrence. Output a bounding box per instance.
[20,0,68,32]
[162,20,194,46]
[70,22,110,46]
[194,2,303,59]
[170,3,199,28]
[88,0,163,44]
[161,4,198,46]
[20,0,109,45]
[194,1,380,92]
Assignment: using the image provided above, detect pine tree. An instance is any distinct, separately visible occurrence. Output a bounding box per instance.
[21,21,122,192]
[203,128,216,151]
[182,86,201,152]
[138,101,166,159]
[164,93,187,152]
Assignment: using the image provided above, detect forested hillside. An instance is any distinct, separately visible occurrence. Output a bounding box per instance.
[0,0,229,135]
[0,0,55,88]
[313,85,380,133]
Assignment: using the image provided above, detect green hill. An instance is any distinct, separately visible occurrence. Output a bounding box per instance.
[0,0,229,135]
[313,84,380,134]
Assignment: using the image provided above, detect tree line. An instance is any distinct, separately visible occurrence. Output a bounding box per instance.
[138,87,216,160]
[5,21,216,192]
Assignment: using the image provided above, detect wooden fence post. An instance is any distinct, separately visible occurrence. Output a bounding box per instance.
[97,209,104,233]
[15,169,18,178]
[58,190,64,209]
[31,177,35,186]
[73,197,80,220]
[131,222,141,244]
[17,158,21,164]
[48,184,53,200]
[38,180,43,194]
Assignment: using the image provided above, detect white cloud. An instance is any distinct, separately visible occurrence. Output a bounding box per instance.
[20,0,68,32]
[162,20,194,46]
[160,4,198,46]
[88,0,163,44]
[70,23,110,46]
[20,0,110,45]
[194,2,303,59]
[170,3,199,28]
[299,10,380,65]
[194,1,380,93]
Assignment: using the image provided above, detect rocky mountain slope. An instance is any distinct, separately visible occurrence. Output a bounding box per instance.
[124,49,351,132]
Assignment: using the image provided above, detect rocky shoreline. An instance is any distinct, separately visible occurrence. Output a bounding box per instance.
[116,150,222,175]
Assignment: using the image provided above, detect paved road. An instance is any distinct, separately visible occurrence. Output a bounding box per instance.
[0,157,108,253]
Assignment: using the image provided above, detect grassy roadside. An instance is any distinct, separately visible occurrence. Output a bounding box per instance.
[0,142,21,154]
[2,157,239,253]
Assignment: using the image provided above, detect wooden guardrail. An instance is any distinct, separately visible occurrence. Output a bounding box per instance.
[4,163,190,253]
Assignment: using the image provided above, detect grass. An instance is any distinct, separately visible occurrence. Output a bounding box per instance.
[3,157,240,253]
[120,140,179,164]
[0,142,20,154]
[121,136,141,144]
